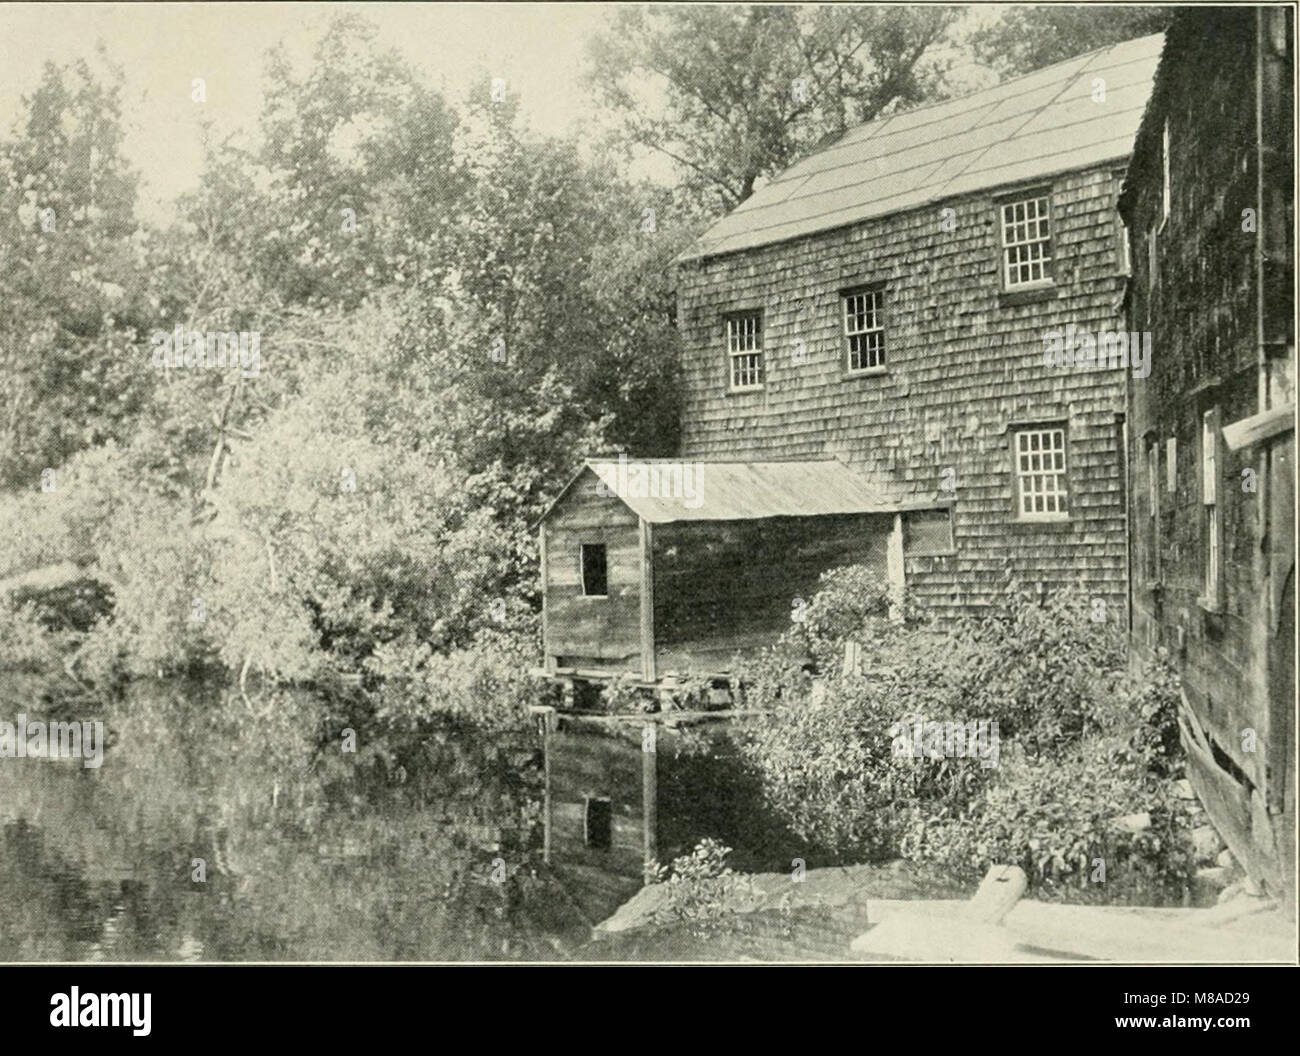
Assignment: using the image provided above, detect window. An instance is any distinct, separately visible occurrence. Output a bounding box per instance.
[1013,425,1069,518]
[1161,120,1171,226]
[1202,409,1222,605]
[583,795,611,850]
[903,507,954,555]
[726,312,763,390]
[1000,194,1052,288]
[580,543,607,597]
[1146,439,1160,580]
[843,288,885,372]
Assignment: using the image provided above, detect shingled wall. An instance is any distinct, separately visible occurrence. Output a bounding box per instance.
[676,165,1132,621]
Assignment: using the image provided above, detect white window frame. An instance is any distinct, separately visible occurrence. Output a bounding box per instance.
[1013,425,1069,520]
[1000,194,1053,289]
[843,288,885,373]
[726,312,764,391]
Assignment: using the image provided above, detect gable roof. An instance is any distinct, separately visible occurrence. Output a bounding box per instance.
[681,32,1165,261]
[541,458,916,525]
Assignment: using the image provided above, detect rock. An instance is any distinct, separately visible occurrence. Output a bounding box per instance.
[1216,848,1235,870]
[1217,882,1243,905]
[1191,824,1225,862]
[1195,866,1229,888]
[1109,811,1151,833]
[1173,779,1196,800]
[1242,874,1263,897]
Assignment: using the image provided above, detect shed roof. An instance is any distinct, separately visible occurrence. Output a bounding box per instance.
[681,32,1165,261]
[543,458,916,525]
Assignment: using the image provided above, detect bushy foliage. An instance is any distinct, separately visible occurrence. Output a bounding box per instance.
[902,738,1196,904]
[739,566,1194,901]
[650,838,753,937]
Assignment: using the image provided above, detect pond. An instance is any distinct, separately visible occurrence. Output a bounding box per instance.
[0,675,584,961]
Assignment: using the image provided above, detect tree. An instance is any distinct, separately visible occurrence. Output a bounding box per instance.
[587,5,959,212]
[0,57,155,490]
[969,6,1173,77]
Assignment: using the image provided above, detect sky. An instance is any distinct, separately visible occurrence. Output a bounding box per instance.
[0,2,619,221]
[0,2,1001,224]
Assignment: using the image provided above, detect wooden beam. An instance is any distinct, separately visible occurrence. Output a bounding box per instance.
[639,518,656,683]
[1222,403,1295,451]
[887,512,905,619]
[641,722,657,879]
[539,524,552,674]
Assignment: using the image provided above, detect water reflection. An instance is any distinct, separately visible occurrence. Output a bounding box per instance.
[0,678,576,960]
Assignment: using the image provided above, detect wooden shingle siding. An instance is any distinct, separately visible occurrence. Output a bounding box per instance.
[677,166,1131,621]
[1120,6,1294,905]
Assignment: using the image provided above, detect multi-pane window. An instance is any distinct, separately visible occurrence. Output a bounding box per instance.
[1202,410,1221,603]
[1013,426,1069,518]
[727,312,763,390]
[843,288,885,372]
[1001,195,1052,288]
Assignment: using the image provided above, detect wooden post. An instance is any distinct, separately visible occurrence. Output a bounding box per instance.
[639,518,656,683]
[641,721,657,879]
[887,512,905,620]
[539,525,552,674]
[530,706,556,866]
[543,715,553,866]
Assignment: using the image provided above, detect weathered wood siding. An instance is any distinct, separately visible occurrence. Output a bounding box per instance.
[651,513,891,674]
[548,718,645,923]
[541,469,643,672]
[677,166,1132,621]
[1122,6,1294,905]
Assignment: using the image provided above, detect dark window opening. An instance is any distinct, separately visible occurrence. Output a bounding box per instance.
[580,543,608,597]
[584,796,612,850]
[904,508,955,555]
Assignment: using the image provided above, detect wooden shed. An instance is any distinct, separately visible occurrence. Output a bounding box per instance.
[536,457,938,695]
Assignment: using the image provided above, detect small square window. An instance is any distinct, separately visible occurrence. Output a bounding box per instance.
[903,507,954,555]
[1013,425,1069,519]
[726,312,763,391]
[580,543,608,597]
[584,795,612,850]
[843,288,885,372]
[1000,194,1053,288]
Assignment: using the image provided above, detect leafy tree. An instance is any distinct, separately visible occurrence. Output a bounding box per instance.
[587,4,959,212]
[969,6,1173,77]
[0,57,155,489]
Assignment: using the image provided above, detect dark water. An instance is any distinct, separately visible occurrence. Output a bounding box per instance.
[0,676,577,961]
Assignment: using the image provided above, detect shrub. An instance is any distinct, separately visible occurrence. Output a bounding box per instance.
[901,737,1197,904]
[649,838,752,938]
